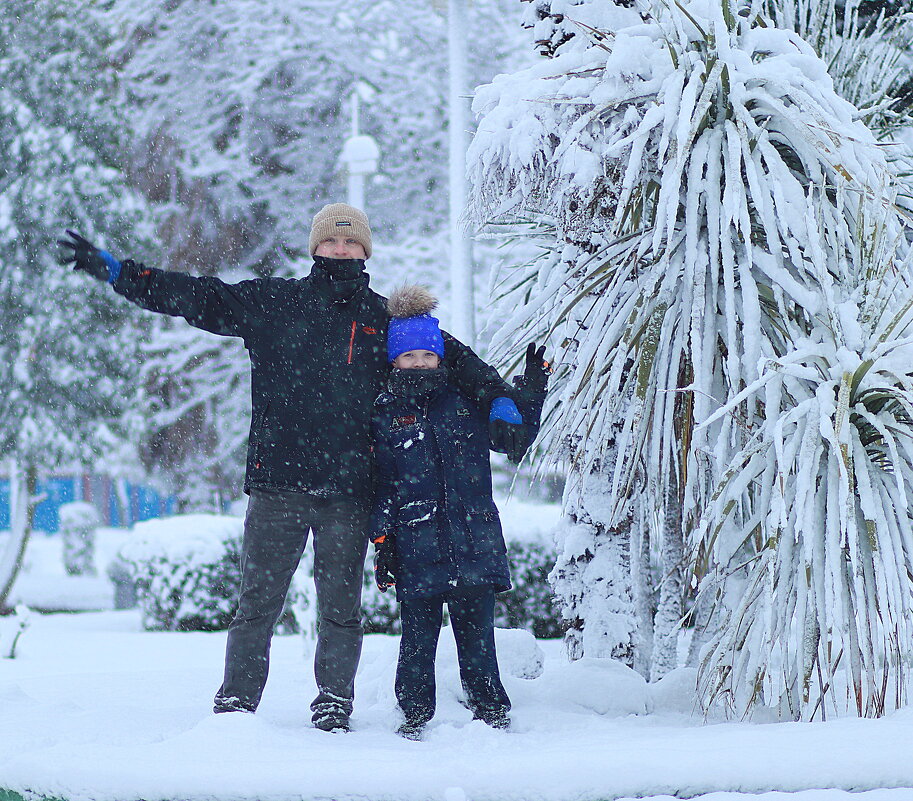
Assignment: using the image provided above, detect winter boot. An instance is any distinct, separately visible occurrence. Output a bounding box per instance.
[474,708,510,730]
[213,695,256,714]
[396,718,426,741]
[313,707,350,733]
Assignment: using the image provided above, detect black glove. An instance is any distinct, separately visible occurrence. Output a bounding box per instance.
[489,418,532,464]
[57,230,113,282]
[522,342,550,392]
[373,534,396,593]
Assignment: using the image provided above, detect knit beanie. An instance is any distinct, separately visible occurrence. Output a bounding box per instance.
[309,203,373,259]
[387,285,445,363]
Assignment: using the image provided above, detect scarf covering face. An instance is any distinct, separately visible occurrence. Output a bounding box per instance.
[311,255,368,302]
[388,366,449,402]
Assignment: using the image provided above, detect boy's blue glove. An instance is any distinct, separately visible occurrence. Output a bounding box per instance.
[57,230,122,283]
[489,396,530,463]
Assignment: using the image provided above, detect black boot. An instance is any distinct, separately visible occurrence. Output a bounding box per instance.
[474,707,510,730]
[396,718,426,741]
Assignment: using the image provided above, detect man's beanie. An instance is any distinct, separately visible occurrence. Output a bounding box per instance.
[309,203,373,259]
[387,285,445,363]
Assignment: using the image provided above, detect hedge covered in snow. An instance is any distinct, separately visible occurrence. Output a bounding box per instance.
[118,515,246,631]
[118,500,563,636]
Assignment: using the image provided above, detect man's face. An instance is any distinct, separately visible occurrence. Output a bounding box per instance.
[393,350,441,370]
[315,235,367,260]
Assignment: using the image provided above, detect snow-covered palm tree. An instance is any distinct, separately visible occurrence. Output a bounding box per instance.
[468,0,913,710]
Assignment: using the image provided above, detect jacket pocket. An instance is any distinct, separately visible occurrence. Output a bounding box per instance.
[396,500,441,563]
[464,506,506,555]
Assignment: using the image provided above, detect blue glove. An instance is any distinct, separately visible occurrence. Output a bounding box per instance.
[57,230,122,284]
[489,396,523,424]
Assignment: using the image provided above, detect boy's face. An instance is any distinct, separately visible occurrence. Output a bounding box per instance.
[393,350,441,370]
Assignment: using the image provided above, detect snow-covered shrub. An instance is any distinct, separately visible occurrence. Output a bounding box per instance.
[118,515,244,632]
[59,501,100,576]
[121,504,562,637]
[359,504,564,637]
[496,537,564,639]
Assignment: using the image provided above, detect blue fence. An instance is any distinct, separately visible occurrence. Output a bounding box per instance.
[0,476,177,532]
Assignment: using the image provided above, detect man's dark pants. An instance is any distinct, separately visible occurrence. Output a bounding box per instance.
[396,584,511,726]
[214,488,369,721]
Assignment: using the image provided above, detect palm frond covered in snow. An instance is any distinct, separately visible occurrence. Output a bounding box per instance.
[695,208,913,719]
[468,0,913,715]
[763,0,913,139]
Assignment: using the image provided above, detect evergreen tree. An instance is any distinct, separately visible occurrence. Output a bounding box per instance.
[0,0,154,603]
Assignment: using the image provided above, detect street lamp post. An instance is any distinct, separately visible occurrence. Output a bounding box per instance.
[448,0,475,346]
[339,91,379,212]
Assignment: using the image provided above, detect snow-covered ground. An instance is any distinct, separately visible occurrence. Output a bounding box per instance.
[4,610,913,801]
[4,500,913,801]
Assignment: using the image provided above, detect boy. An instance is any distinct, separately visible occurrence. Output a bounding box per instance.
[369,285,547,739]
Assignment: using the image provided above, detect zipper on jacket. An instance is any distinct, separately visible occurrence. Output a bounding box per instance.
[347,320,357,364]
[424,399,460,586]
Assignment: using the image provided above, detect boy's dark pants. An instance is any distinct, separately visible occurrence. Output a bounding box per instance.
[396,584,510,725]
[214,489,369,720]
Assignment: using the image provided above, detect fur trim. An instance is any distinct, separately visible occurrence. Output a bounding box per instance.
[387,284,438,318]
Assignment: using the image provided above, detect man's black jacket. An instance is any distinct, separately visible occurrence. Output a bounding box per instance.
[112,257,512,500]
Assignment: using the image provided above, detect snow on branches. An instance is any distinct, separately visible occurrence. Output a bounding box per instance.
[469,0,913,717]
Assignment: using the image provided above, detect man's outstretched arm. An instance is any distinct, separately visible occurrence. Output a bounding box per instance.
[441,332,513,407]
[58,230,264,338]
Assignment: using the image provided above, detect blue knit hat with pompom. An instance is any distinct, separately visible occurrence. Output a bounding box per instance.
[387,285,445,363]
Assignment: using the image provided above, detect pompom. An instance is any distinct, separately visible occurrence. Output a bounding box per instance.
[387,284,438,318]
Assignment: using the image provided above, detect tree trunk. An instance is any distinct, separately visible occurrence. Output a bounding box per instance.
[650,461,684,680]
[551,459,637,666]
[0,459,37,610]
[631,490,655,679]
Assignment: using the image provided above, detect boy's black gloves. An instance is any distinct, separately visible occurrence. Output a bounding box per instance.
[57,230,111,282]
[372,533,396,593]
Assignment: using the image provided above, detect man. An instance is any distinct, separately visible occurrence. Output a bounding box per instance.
[58,203,528,732]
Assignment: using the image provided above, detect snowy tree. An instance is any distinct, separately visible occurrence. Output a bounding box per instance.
[98,0,528,263]
[0,0,154,605]
[136,324,250,511]
[468,0,913,709]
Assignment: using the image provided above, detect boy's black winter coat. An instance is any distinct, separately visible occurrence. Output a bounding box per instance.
[112,258,511,499]
[370,379,512,600]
